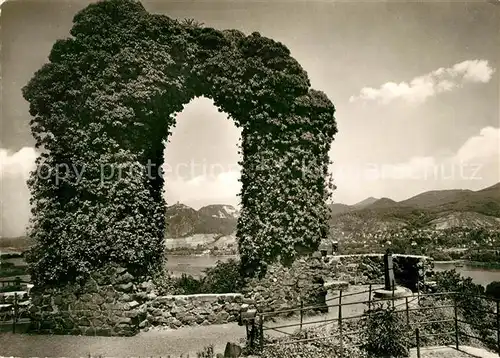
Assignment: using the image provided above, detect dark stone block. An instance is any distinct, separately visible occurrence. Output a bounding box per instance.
[118,272,134,284]
[116,283,133,292]
[95,328,112,336]
[113,324,136,337]
[84,327,96,336]
[79,317,91,326]
[62,319,75,330]
[71,327,82,335]
[112,316,132,325]
[40,319,56,330]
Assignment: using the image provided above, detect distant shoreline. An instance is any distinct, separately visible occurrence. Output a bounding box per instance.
[434,260,500,270]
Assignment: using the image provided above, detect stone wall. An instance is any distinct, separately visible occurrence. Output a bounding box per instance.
[28,265,151,336]
[142,293,246,330]
[28,265,247,335]
[27,255,433,335]
[325,254,434,290]
[241,254,434,318]
[242,255,329,317]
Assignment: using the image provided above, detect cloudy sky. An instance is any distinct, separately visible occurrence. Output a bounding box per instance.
[1,0,499,237]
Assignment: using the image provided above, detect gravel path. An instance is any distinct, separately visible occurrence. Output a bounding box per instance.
[410,346,499,358]
[0,324,246,357]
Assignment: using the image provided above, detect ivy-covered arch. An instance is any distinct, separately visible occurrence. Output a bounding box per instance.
[23,0,337,286]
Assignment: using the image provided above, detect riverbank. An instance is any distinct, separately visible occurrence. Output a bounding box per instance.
[434,260,500,270]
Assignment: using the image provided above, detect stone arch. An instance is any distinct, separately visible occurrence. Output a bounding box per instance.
[22,0,337,286]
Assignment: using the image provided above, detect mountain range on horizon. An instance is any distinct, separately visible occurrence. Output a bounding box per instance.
[163,182,500,241]
[2,183,499,250]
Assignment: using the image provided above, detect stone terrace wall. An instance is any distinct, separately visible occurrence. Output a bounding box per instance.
[29,265,151,336]
[28,265,246,335]
[325,254,434,290]
[142,293,246,330]
[241,254,434,318]
[243,255,329,317]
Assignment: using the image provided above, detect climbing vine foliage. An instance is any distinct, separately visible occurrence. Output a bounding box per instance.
[22,0,337,286]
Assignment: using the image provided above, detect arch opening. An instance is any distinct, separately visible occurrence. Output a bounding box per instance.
[163,96,242,211]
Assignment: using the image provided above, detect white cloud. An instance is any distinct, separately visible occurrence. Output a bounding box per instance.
[350,59,495,104]
[0,147,38,237]
[455,126,500,163]
[330,126,500,204]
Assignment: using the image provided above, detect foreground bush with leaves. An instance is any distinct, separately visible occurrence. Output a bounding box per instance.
[433,269,495,344]
[362,303,411,357]
[261,325,368,358]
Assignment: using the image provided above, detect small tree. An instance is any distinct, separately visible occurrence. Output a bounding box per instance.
[362,303,411,358]
[486,281,500,300]
[181,18,204,28]
[202,259,242,293]
[434,269,491,341]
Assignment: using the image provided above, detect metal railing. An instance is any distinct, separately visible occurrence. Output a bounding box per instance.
[244,285,500,357]
[0,277,31,333]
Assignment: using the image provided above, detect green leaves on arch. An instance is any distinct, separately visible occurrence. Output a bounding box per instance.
[22,0,337,285]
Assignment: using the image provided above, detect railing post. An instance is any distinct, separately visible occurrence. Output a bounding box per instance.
[496,300,499,355]
[300,300,303,331]
[12,292,18,334]
[416,328,421,358]
[258,315,264,351]
[368,284,372,313]
[392,286,395,309]
[454,294,459,350]
[339,289,343,358]
[405,296,410,326]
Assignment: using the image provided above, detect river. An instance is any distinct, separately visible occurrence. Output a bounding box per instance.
[165,255,237,277]
[167,256,500,287]
[433,261,500,286]
[4,255,500,287]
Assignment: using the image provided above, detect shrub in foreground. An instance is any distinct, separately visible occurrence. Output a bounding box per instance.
[485,281,500,300]
[362,303,411,357]
[261,327,368,358]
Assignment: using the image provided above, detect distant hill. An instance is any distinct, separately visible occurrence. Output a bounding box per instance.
[0,236,33,252]
[353,197,379,208]
[3,182,499,250]
[329,182,500,236]
[399,189,473,208]
[329,203,353,216]
[365,197,399,209]
[164,182,499,246]
[165,203,239,238]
